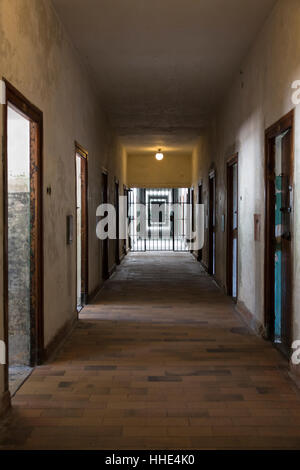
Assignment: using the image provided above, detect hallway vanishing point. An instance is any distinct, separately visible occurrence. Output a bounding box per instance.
[1,253,300,450]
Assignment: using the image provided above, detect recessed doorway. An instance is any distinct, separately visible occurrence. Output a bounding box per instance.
[115,180,120,265]
[3,82,43,396]
[102,171,109,280]
[227,155,238,300]
[197,183,203,262]
[75,143,88,311]
[265,110,294,357]
[208,170,216,276]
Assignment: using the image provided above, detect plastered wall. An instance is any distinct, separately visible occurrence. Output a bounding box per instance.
[127,153,192,188]
[191,133,213,270]
[193,0,300,345]
[0,0,127,400]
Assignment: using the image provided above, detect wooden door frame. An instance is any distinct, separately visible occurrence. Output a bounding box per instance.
[264,110,294,348]
[226,153,238,299]
[208,169,216,276]
[189,186,195,252]
[102,171,109,280]
[197,182,203,262]
[123,185,129,256]
[75,142,88,307]
[3,81,44,392]
[114,179,120,265]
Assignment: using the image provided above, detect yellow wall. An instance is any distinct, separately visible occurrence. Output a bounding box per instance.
[127,153,192,188]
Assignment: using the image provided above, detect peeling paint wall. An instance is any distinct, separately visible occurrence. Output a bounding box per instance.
[193,0,300,346]
[0,0,126,399]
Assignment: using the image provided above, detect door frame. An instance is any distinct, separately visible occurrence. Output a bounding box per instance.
[3,81,44,392]
[123,184,129,256]
[264,109,294,352]
[114,179,120,265]
[75,142,88,308]
[197,181,203,262]
[102,170,109,280]
[226,153,238,300]
[208,169,216,276]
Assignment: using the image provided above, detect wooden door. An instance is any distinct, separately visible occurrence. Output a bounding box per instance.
[227,156,238,299]
[197,184,203,262]
[265,111,294,357]
[115,181,120,265]
[102,172,109,280]
[208,171,216,276]
[75,144,88,308]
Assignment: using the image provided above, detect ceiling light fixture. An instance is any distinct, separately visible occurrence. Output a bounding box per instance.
[155,149,164,161]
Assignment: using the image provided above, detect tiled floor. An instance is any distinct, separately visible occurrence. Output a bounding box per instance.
[1,252,300,449]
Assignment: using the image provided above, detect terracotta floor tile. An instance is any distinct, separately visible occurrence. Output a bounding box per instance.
[1,252,300,449]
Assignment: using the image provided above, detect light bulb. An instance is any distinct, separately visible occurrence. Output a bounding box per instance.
[155,149,164,161]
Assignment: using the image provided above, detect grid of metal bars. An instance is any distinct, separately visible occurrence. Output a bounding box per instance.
[128,188,191,252]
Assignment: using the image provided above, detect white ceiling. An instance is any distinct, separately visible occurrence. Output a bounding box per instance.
[52,0,276,153]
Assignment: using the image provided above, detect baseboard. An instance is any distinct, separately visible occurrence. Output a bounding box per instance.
[0,390,11,418]
[212,276,227,294]
[43,314,77,363]
[88,282,103,303]
[90,256,126,304]
[200,261,209,273]
[289,362,300,385]
[235,300,266,337]
[109,263,117,277]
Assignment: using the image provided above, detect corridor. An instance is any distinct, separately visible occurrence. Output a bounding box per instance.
[1,253,300,450]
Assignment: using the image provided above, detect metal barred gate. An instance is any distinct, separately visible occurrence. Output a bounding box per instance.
[128,188,191,252]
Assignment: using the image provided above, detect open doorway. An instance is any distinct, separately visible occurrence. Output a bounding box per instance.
[190,187,195,253]
[75,143,88,311]
[197,183,203,262]
[3,82,43,396]
[208,170,216,276]
[115,180,120,265]
[123,185,129,256]
[102,171,109,280]
[227,155,238,300]
[265,111,294,357]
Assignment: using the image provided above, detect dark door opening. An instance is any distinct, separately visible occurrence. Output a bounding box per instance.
[197,184,203,262]
[3,82,44,395]
[227,155,238,300]
[265,110,294,357]
[208,170,216,276]
[115,180,120,265]
[102,172,109,279]
[76,143,88,310]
